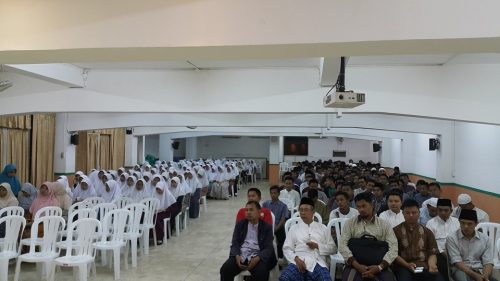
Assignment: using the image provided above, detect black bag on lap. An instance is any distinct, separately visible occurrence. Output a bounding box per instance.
[347,234,389,265]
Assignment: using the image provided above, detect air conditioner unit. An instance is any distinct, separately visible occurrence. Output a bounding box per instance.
[323,91,365,109]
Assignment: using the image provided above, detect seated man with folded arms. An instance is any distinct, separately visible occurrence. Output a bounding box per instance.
[339,192,398,281]
[279,198,336,281]
[446,209,497,281]
[393,199,444,281]
[220,201,277,281]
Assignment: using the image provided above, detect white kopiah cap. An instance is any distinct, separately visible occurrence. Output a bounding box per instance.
[457,193,472,205]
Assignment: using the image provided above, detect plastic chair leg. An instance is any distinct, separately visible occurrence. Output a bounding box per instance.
[142,231,150,255]
[113,249,121,280]
[131,238,138,267]
[330,262,337,281]
[0,260,9,281]
[13,259,21,281]
[78,263,88,281]
[175,215,181,236]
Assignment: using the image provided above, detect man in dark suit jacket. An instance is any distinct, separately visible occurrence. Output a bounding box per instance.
[220,201,277,281]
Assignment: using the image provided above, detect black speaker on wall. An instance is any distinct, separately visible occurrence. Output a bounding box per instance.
[70,134,79,145]
[429,138,440,151]
[373,143,381,152]
[126,128,133,135]
[172,141,180,150]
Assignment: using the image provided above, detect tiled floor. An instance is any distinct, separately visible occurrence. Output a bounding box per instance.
[13,181,271,281]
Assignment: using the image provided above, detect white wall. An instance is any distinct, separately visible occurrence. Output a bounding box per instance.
[145,135,159,158]
[196,136,270,159]
[401,133,438,178]
[284,137,379,163]
[453,122,500,194]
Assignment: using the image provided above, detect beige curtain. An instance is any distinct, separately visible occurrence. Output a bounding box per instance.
[87,133,99,172]
[111,129,125,169]
[99,135,111,170]
[30,114,55,187]
[0,115,31,130]
[6,129,30,183]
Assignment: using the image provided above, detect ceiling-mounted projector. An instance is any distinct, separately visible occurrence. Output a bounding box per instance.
[0,80,13,92]
[323,57,365,109]
[323,91,365,108]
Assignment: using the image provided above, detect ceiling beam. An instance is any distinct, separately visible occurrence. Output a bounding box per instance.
[4,64,84,88]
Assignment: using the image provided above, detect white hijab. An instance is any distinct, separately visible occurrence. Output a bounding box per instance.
[122,175,137,198]
[153,182,177,210]
[129,179,150,203]
[102,180,122,203]
[168,177,184,199]
[73,176,97,201]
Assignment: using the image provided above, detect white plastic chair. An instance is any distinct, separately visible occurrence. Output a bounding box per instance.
[327,218,349,280]
[92,209,131,280]
[0,206,24,218]
[82,197,105,208]
[57,208,97,250]
[476,222,500,267]
[15,216,65,281]
[124,203,145,268]
[93,203,116,225]
[112,197,133,209]
[0,215,26,281]
[21,206,63,247]
[200,195,207,213]
[284,217,302,236]
[291,211,322,223]
[496,238,500,269]
[50,218,101,281]
[140,198,160,255]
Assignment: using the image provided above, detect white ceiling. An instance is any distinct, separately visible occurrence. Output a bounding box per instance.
[73,54,500,70]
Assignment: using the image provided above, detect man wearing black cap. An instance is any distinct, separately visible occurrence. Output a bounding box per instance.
[426,198,460,281]
[279,197,336,281]
[446,209,497,281]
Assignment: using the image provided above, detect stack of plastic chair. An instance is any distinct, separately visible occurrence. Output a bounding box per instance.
[15,216,65,281]
[50,218,101,281]
[139,198,160,255]
[82,197,105,208]
[92,209,131,280]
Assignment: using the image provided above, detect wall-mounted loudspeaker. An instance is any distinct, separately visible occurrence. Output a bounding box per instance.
[373,143,381,152]
[126,128,133,135]
[172,141,180,150]
[429,138,440,151]
[70,134,79,145]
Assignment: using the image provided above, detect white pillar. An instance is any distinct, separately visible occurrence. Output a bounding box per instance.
[159,134,174,162]
[185,137,198,160]
[278,136,284,163]
[53,113,76,174]
[269,136,281,165]
[125,134,138,167]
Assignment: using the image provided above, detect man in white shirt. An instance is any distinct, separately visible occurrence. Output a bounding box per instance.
[279,198,336,281]
[452,193,490,223]
[378,191,405,228]
[329,191,359,221]
[426,198,460,281]
[279,176,301,212]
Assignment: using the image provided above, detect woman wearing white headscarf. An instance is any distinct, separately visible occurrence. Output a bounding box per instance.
[0,182,19,208]
[96,173,112,197]
[142,172,153,194]
[197,169,209,199]
[178,175,191,197]
[102,180,122,203]
[73,176,97,202]
[118,172,129,191]
[54,181,73,212]
[129,179,149,203]
[209,166,229,200]
[185,170,202,219]
[168,177,185,200]
[153,181,179,244]
[56,176,74,199]
[122,175,137,198]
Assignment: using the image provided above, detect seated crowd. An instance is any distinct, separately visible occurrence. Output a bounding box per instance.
[0,158,257,246]
[220,160,497,281]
